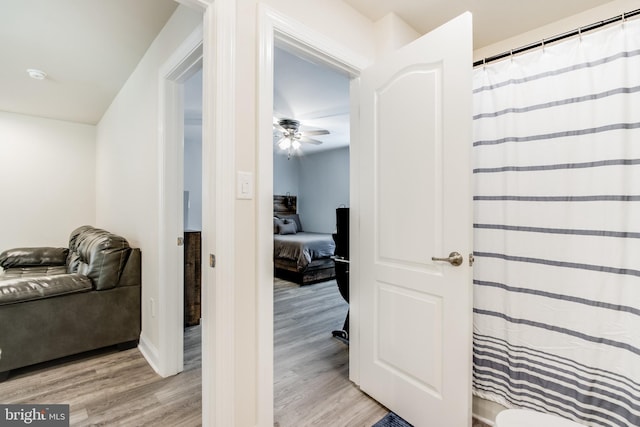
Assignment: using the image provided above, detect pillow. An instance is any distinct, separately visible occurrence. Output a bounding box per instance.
[284,218,298,232]
[273,217,285,234]
[278,221,297,235]
[276,214,303,232]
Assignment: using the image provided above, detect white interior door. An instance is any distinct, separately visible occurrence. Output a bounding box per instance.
[357,12,473,427]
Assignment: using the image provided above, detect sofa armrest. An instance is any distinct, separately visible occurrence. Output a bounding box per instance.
[67,226,132,290]
[0,247,69,269]
[118,248,141,287]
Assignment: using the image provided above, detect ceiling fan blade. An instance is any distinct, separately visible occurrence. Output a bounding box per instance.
[302,129,330,136]
[299,136,323,145]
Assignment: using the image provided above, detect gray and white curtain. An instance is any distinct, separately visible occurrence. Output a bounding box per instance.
[472,17,640,427]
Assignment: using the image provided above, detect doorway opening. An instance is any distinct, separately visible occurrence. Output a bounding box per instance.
[182,66,203,372]
[155,23,202,379]
[271,42,386,425]
[256,7,371,425]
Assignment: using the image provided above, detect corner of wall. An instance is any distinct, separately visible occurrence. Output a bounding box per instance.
[374,12,421,57]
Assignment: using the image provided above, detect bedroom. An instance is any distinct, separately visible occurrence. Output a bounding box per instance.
[272,45,372,423]
[271,44,350,286]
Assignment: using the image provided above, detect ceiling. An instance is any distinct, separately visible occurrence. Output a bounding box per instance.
[274,0,616,156]
[0,0,178,125]
[273,47,351,155]
[344,0,616,50]
[0,0,617,130]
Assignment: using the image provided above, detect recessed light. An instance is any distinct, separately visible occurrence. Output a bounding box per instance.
[26,69,47,80]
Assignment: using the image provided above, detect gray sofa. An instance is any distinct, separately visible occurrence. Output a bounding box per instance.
[0,225,141,381]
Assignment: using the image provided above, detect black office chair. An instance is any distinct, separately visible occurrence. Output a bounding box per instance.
[332,207,349,343]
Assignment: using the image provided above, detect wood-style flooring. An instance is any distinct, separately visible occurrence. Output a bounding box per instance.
[0,278,491,426]
[274,277,388,426]
[0,326,202,426]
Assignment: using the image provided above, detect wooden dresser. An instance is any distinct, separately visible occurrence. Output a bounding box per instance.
[184,231,201,327]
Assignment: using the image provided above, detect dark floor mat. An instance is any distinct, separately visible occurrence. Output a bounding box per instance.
[372,412,413,427]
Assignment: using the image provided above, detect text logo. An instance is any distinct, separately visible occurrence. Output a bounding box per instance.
[0,405,69,426]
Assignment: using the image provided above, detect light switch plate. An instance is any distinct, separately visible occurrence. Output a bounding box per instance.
[237,171,253,200]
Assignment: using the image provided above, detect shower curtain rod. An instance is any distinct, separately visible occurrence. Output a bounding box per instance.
[473,7,640,67]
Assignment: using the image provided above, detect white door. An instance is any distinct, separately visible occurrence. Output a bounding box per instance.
[357,12,473,427]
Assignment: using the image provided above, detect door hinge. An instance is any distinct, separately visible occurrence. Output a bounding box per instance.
[177,237,184,246]
[469,253,475,267]
[209,254,216,268]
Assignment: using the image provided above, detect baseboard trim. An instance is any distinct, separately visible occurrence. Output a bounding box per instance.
[138,332,161,376]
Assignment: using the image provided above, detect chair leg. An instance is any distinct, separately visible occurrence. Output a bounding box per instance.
[332,309,349,343]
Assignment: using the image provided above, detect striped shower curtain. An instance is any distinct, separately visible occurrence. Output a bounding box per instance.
[472,17,640,427]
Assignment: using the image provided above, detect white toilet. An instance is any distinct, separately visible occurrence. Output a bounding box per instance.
[495,409,585,427]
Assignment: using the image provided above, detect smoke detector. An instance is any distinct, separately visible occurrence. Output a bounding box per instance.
[26,69,47,80]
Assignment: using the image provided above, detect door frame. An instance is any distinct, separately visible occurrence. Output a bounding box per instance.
[156,24,203,379]
[160,0,237,426]
[256,5,369,425]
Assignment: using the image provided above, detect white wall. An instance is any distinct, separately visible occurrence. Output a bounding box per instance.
[298,147,349,233]
[232,1,378,425]
[375,12,421,57]
[0,111,95,250]
[474,0,639,62]
[95,5,202,358]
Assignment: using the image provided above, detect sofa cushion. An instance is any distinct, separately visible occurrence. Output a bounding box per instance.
[1,265,67,279]
[67,226,131,290]
[0,274,92,306]
[0,247,69,269]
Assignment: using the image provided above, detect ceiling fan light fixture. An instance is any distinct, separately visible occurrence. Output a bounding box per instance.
[273,117,329,158]
[278,118,300,130]
[278,138,291,150]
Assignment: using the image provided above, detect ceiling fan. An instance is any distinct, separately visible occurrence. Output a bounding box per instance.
[273,118,329,159]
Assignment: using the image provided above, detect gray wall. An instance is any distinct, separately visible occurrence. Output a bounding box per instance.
[183,137,202,230]
[274,147,349,233]
[183,69,202,231]
[273,151,300,197]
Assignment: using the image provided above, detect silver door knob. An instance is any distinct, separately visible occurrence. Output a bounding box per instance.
[431,252,463,267]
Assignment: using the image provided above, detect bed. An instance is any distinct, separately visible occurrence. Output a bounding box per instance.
[273,195,335,285]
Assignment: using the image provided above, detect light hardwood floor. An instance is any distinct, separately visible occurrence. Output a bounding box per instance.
[273,278,491,427]
[0,279,490,426]
[0,326,202,426]
[0,278,384,427]
[274,278,388,426]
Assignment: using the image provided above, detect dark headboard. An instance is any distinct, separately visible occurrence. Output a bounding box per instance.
[274,194,297,215]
